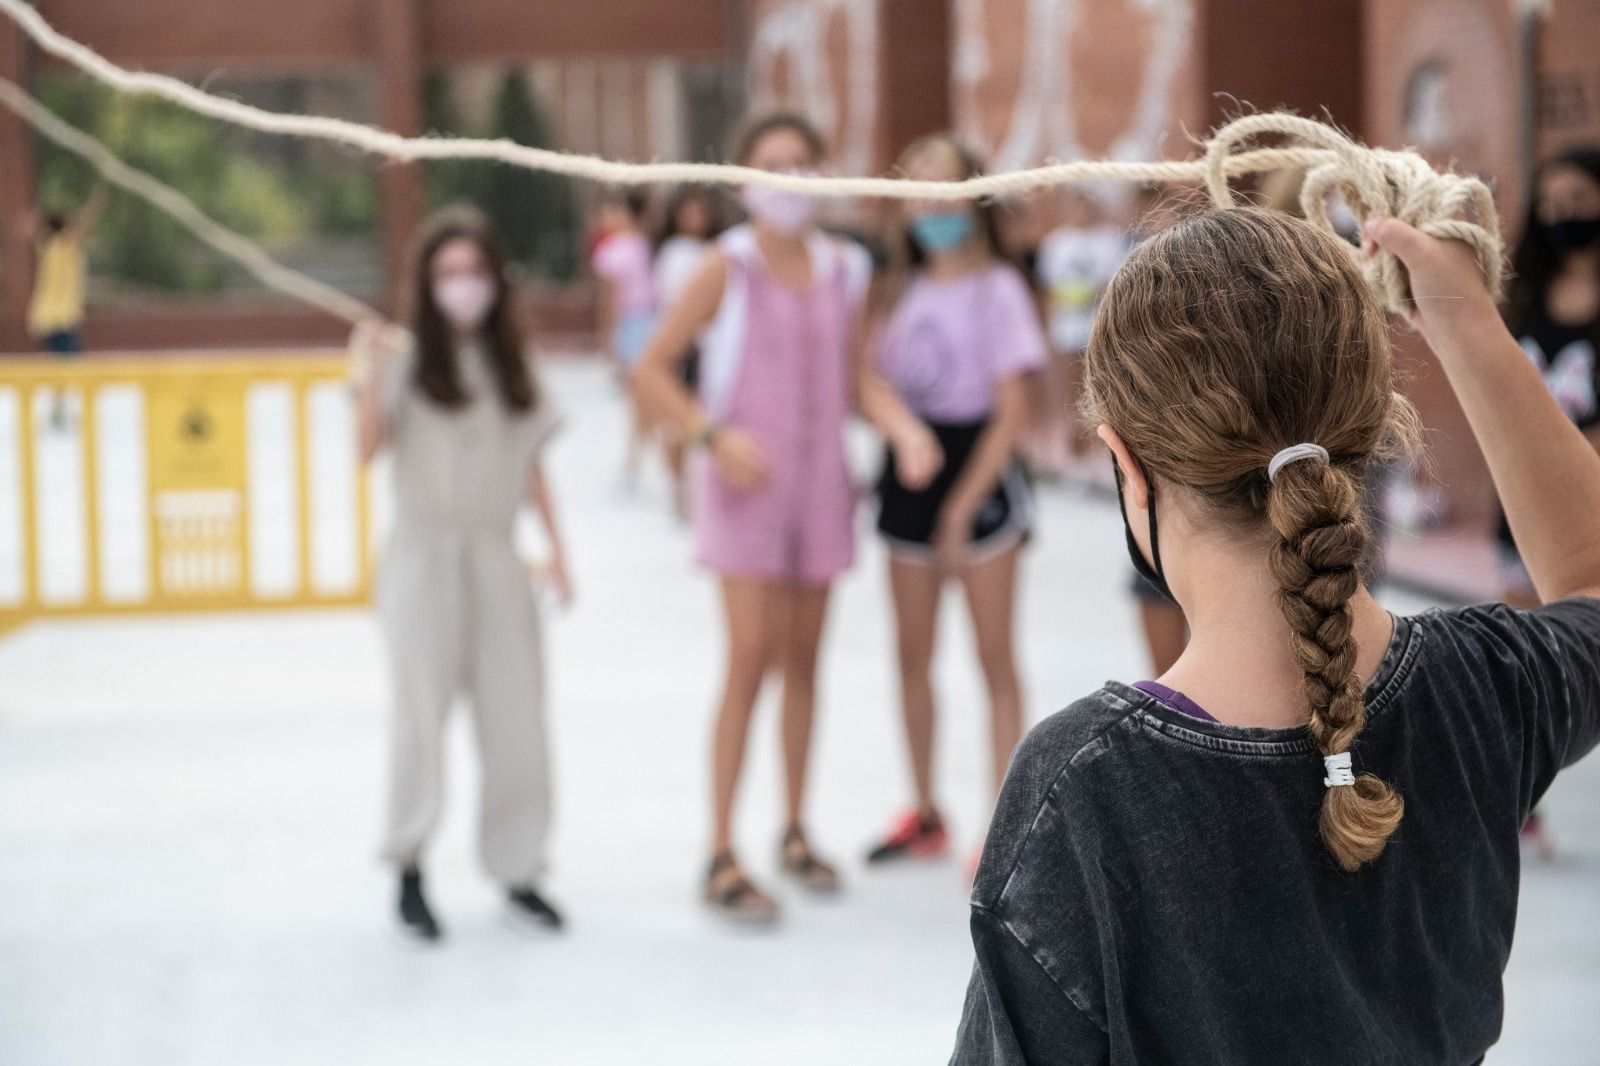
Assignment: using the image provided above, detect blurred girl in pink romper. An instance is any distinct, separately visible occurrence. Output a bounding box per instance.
[634,113,939,924]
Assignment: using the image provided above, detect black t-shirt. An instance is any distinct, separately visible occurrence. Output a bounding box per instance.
[1491,307,1593,550]
[1499,311,1600,551]
[1520,308,1599,430]
[952,599,1600,1066]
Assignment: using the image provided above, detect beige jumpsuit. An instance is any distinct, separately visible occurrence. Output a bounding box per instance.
[375,341,558,886]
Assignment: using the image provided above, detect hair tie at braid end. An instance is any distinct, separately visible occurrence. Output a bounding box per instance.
[1323,751,1356,788]
[1267,443,1330,482]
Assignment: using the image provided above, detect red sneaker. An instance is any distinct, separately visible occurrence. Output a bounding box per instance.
[866,810,949,864]
[1520,813,1557,863]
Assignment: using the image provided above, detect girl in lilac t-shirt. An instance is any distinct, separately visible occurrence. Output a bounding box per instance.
[864,135,1049,871]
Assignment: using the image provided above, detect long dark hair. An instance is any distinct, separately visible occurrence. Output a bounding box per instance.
[653,184,727,252]
[406,207,536,412]
[1506,146,1600,338]
[727,110,827,167]
[877,134,1010,311]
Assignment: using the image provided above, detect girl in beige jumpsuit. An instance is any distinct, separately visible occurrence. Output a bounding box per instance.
[355,209,570,942]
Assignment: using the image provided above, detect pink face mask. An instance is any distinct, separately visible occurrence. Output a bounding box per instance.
[741,179,818,235]
[432,274,496,330]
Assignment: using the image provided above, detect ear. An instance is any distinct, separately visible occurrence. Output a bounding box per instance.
[1097,424,1149,512]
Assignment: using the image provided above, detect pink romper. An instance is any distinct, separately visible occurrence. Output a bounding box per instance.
[693,224,871,585]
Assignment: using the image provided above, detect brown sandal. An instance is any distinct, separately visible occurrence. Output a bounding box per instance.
[779,826,842,894]
[703,851,779,925]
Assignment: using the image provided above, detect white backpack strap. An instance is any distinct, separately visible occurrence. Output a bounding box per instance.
[699,227,756,421]
[805,231,872,311]
[720,224,759,269]
[839,239,872,313]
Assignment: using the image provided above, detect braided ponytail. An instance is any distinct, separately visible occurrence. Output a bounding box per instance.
[1267,459,1403,870]
[1084,208,1418,873]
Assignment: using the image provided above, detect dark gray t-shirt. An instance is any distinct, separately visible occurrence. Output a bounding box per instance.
[952,599,1600,1066]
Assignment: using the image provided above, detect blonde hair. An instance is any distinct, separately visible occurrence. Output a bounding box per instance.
[1084,208,1417,871]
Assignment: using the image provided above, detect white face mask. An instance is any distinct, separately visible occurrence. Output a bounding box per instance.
[432,274,496,330]
[741,177,819,235]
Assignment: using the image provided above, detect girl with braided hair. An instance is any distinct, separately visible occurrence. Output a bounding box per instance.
[952,208,1600,1063]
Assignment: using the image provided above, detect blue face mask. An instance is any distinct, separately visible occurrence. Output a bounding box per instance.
[910,211,974,253]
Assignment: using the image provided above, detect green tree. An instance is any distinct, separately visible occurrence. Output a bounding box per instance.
[422,70,484,210]
[32,75,375,296]
[482,70,577,279]
[423,69,578,280]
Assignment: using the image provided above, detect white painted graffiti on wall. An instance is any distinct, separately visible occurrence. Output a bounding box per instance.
[954,0,1193,171]
[746,0,881,177]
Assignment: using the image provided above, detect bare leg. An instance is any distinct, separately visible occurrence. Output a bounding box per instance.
[889,557,944,815]
[1063,355,1094,458]
[1521,810,1557,862]
[1019,365,1058,477]
[961,543,1024,797]
[1037,354,1075,477]
[664,436,689,520]
[623,392,649,492]
[1139,599,1189,676]
[710,577,776,854]
[779,582,832,828]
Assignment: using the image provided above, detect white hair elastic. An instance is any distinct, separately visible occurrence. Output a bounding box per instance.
[1323,751,1356,788]
[1268,443,1331,483]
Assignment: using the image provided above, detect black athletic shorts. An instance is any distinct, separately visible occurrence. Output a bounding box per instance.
[876,418,1032,564]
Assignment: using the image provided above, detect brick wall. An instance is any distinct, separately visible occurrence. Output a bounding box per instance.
[1363,0,1600,535]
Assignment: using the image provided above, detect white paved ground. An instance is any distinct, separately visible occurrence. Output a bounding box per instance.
[1,360,1596,1065]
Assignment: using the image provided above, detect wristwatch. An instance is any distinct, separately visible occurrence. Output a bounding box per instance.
[691,420,722,450]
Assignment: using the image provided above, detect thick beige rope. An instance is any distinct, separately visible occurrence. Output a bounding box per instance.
[1201,112,1502,310]
[0,77,376,326]
[0,0,1501,314]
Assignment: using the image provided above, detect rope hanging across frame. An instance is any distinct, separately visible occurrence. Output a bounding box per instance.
[0,0,1502,314]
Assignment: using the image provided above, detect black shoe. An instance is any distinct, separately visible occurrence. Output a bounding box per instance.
[398,866,442,942]
[507,886,564,931]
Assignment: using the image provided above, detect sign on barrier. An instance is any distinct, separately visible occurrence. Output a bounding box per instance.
[147,375,249,598]
[0,352,373,634]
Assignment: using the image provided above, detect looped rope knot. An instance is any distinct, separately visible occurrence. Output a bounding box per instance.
[1202,113,1504,316]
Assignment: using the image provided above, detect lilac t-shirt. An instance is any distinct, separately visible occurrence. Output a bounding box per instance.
[592,230,656,315]
[876,263,1048,423]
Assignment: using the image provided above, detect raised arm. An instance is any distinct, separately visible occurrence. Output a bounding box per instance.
[1367,218,1600,604]
[67,186,108,241]
[352,320,407,464]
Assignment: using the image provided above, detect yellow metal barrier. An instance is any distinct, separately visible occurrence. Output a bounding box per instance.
[0,351,372,635]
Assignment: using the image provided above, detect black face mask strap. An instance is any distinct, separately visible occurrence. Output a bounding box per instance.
[1111,454,1172,596]
[1142,460,1167,586]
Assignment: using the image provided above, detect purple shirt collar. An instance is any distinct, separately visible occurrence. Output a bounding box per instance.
[1132,679,1219,723]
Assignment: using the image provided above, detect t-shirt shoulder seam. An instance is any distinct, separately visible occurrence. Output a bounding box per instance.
[990,694,1142,902]
[970,903,1109,1033]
